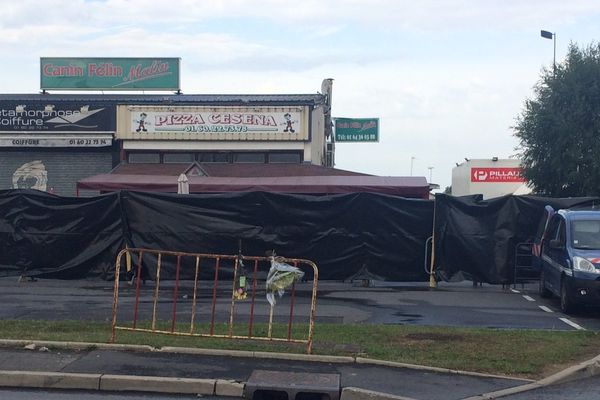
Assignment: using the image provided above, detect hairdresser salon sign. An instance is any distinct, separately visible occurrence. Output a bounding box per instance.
[40,57,180,90]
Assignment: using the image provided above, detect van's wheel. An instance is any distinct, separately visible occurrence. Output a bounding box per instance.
[539,270,551,298]
[560,280,576,314]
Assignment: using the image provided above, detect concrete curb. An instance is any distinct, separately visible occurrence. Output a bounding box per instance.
[461,354,600,399]
[99,374,215,394]
[0,339,153,353]
[460,382,543,400]
[158,346,355,363]
[0,371,101,391]
[159,346,255,358]
[536,353,600,386]
[216,379,245,397]
[1,339,598,399]
[354,358,533,382]
[341,387,418,400]
[0,370,223,396]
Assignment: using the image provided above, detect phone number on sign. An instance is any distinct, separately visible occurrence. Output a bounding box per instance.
[184,125,249,133]
[68,139,108,145]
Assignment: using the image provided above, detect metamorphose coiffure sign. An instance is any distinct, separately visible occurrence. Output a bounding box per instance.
[40,57,180,91]
[0,101,115,133]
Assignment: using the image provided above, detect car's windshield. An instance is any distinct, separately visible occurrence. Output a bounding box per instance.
[571,219,600,249]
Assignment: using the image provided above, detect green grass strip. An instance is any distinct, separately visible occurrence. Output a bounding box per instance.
[1,320,598,379]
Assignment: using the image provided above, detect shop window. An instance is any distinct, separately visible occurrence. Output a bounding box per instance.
[197,152,230,163]
[128,153,160,163]
[268,152,302,163]
[164,153,194,163]
[233,152,266,163]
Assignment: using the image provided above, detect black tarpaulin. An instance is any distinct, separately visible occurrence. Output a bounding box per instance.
[0,189,124,279]
[6,189,600,284]
[121,191,434,281]
[433,194,600,284]
[0,190,433,281]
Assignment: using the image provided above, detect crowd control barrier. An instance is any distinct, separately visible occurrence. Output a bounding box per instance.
[110,247,319,354]
[513,242,538,288]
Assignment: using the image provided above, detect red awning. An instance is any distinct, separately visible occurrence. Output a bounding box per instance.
[77,174,430,198]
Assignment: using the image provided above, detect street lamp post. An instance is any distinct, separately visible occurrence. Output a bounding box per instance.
[428,166,434,183]
[540,29,556,75]
[410,156,416,176]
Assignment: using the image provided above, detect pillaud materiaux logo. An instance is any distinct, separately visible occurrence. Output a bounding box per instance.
[471,167,525,183]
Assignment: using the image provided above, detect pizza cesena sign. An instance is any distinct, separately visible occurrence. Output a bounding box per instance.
[471,167,525,183]
[118,106,308,141]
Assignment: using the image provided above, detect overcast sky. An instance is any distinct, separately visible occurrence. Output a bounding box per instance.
[3,0,600,190]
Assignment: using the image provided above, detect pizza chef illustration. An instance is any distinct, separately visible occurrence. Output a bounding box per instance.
[135,112,149,132]
[282,113,296,133]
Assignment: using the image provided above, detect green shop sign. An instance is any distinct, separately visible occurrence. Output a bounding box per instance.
[334,118,379,142]
[40,57,180,90]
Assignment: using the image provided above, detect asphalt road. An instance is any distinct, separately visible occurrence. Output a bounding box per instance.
[0,278,598,331]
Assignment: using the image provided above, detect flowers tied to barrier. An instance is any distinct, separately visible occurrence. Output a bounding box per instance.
[233,274,248,300]
[266,256,304,306]
[233,256,248,301]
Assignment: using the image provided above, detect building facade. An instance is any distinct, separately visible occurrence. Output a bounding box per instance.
[1,79,430,198]
[0,81,334,197]
[451,158,531,199]
[0,98,117,196]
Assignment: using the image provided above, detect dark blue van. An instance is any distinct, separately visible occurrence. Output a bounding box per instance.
[538,208,600,313]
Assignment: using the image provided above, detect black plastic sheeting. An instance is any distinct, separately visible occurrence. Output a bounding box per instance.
[0,189,124,279]
[433,194,600,284]
[0,190,433,281]
[5,189,599,284]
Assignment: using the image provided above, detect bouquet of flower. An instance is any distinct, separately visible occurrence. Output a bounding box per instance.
[233,275,248,300]
[266,257,304,306]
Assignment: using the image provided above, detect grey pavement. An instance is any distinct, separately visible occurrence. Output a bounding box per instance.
[0,345,529,400]
[0,388,213,400]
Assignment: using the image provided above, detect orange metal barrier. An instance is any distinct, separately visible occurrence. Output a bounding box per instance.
[110,248,319,354]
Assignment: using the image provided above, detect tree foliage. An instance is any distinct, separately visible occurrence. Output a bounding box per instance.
[514,42,600,197]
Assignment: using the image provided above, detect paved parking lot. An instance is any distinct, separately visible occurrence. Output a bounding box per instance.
[1,278,598,331]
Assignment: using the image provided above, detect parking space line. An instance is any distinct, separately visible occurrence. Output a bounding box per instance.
[522,295,535,302]
[510,289,520,293]
[539,305,553,313]
[559,317,586,330]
